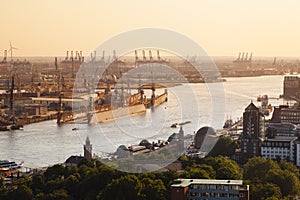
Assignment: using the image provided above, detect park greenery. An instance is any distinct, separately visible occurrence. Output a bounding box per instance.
[1,137,300,200]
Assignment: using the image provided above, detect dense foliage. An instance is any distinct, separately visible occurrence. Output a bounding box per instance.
[1,154,300,199]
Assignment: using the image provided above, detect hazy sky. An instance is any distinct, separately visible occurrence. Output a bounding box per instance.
[1,0,300,57]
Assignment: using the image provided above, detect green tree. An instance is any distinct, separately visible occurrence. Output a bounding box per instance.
[204,156,242,179]
[98,175,143,200]
[141,178,166,200]
[243,157,280,182]
[7,185,33,200]
[44,164,65,181]
[266,169,300,197]
[207,136,236,157]
[250,183,281,200]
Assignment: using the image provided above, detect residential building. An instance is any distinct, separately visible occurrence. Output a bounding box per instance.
[295,141,300,167]
[171,179,249,200]
[265,122,297,137]
[271,105,300,125]
[261,136,297,161]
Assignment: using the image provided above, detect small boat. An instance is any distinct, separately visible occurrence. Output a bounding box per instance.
[170,123,180,128]
[72,127,79,131]
[170,121,191,128]
[11,124,23,130]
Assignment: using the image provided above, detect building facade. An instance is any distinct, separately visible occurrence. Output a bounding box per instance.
[261,136,297,161]
[283,75,300,99]
[241,102,265,160]
[171,179,249,200]
[271,105,300,125]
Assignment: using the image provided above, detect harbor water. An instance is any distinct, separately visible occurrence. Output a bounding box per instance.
[0,75,285,168]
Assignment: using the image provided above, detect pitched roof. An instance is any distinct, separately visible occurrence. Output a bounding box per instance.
[245,102,258,111]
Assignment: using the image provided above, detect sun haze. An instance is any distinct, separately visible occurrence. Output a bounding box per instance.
[1,0,300,57]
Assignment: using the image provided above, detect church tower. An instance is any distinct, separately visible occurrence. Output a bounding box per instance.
[84,136,92,160]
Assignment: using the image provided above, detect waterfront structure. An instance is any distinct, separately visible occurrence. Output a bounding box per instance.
[171,179,249,200]
[241,102,265,160]
[261,136,297,161]
[271,105,300,125]
[84,136,92,160]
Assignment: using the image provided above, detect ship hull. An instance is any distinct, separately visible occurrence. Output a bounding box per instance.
[91,103,146,123]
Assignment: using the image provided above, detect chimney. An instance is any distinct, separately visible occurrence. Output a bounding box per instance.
[4,50,7,61]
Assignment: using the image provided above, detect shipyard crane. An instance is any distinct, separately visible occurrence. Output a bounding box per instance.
[157,50,161,61]
[149,50,153,61]
[113,50,117,60]
[142,50,146,61]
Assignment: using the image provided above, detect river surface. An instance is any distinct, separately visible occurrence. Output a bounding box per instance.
[0,75,286,168]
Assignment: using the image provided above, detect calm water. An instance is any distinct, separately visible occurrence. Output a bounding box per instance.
[0,75,285,168]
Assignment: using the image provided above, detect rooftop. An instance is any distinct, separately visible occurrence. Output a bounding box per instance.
[267,136,297,142]
[171,179,243,188]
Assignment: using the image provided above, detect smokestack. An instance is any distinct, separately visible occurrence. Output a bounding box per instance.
[3,50,7,61]
[70,51,73,60]
[66,51,69,60]
[241,52,245,61]
[245,52,248,61]
[237,52,241,61]
[249,52,252,61]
